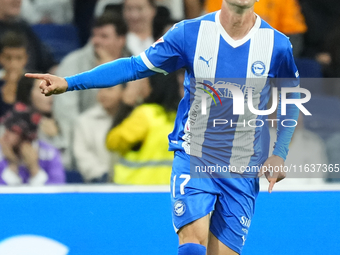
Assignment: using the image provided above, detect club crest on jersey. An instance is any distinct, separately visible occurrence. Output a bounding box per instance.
[174,200,186,216]
[251,61,266,76]
[152,37,164,48]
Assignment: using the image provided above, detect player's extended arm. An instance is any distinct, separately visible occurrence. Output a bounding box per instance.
[25,56,155,96]
[273,92,300,159]
[26,19,186,96]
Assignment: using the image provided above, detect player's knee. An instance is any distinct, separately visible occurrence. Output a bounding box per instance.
[178,217,210,246]
[178,230,208,246]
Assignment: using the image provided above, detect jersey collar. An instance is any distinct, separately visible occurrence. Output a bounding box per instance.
[215,10,261,48]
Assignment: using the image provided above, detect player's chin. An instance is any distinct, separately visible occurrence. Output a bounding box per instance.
[230,0,256,8]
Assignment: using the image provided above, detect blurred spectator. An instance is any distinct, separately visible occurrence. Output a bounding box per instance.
[318,25,340,78]
[155,0,184,20]
[55,12,128,113]
[313,25,340,96]
[184,0,204,19]
[254,0,307,56]
[110,78,151,129]
[204,0,219,13]
[123,0,156,55]
[158,19,177,36]
[299,0,340,59]
[189,0,307,56]
[0,103,65,185]
[0,0,55,72]
[21,0,73,25]
[95,0,174,41]
[73,85,124,183]
[152,5,173,41]
[95,0,183,20]
[0,31,28,119]
[53,12,129,170]
[95,0,123,18]
[106,73,181,185]
[74,0,98,47]
[176,68,185,98]
[16,77,68,166]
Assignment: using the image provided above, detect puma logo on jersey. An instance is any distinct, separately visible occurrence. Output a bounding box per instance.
[199,56,212,67]
[171,23,179,31]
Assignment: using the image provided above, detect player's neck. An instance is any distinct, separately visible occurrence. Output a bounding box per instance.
[219,2,257,40]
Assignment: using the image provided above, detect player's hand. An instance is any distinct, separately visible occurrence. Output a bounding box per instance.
[25,73,68,96]
[258,155,286,193]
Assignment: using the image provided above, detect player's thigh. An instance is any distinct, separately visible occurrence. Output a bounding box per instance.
[209,178,259,254]
[207,232,239,255]
[171,151,217,245]
[178,214,210,246]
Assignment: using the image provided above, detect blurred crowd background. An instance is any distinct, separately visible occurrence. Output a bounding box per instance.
[0,0,339,186]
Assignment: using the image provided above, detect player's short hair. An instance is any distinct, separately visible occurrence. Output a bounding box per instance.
[93,11,128,36]
[0,31,28,53]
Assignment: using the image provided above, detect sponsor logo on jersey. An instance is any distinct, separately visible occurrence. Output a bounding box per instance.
[251,61,266,76]
[197,82,222,106]
[174,200,186,216]
[240,216,251,228]
[242,235,246,246]
[171,23,179,31]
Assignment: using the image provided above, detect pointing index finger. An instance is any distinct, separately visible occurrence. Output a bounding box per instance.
[25,73,49,80]
[268,179,276,193]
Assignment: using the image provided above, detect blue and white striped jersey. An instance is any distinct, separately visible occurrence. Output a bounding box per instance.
[66,11,300,173]
[140,11,300,171]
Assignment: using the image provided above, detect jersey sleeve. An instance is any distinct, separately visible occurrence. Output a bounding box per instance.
[273,39,301,160]
[276,39,300,85]
[65,22,187,91]
[140,21,187,75]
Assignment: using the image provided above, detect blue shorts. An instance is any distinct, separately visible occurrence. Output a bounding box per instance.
[171,150,260,254]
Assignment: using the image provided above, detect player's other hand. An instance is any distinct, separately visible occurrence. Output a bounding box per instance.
[258,155,286,193]
[25,73,68,96]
